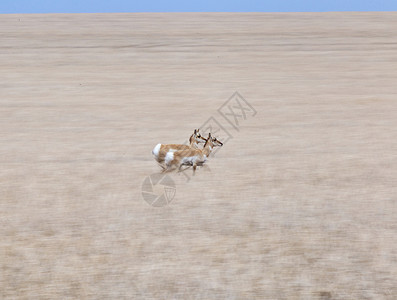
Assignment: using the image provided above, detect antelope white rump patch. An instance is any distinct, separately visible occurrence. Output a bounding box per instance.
[152,143,161,157]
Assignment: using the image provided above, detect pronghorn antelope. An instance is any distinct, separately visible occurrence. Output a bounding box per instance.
[152,129,207,166]
[164,133,223,174]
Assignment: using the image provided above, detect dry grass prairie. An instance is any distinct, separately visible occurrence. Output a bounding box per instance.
[1,12,396,299]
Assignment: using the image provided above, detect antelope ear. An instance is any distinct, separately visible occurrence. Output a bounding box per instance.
[208,133,212,138]
[194,129,197,134]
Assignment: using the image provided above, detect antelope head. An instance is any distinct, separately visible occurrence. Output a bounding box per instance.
[194,129,207,144]
[211,136,223,147]
[189,129,207,147]
[203,132,224,149]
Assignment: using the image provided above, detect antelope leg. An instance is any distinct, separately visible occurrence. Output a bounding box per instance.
[178,165,191,173]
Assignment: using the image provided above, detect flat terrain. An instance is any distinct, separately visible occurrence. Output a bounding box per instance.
[1,12,396,299]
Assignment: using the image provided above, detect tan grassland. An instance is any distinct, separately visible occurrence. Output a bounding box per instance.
[1,12,396,299]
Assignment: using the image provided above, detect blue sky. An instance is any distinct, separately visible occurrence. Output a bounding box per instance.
[1,0,396,14]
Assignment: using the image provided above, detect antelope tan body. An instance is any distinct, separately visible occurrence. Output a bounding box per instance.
[152,129,206,165]
[152,143,191,165]
[164,133,223,174]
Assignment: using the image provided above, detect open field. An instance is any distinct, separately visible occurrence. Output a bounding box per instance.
[1,12,397,299]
